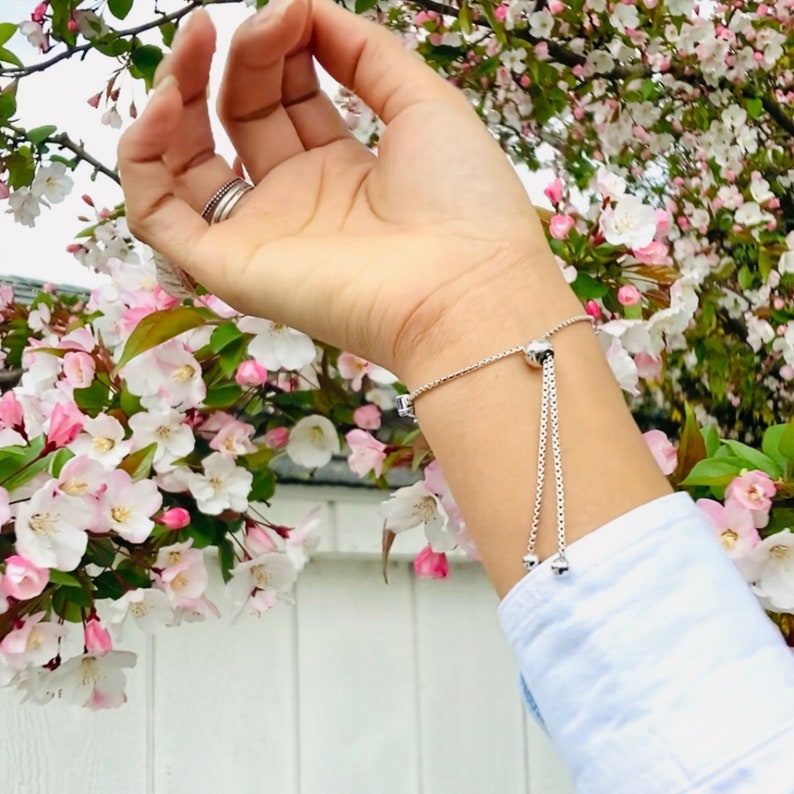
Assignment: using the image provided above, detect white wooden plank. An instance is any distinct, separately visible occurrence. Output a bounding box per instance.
[332,499,426,557]
[525,712,575,794]
[152,572,299,794]
[0,629,149,794]
[296,558,421,794]
[414,564,528,792]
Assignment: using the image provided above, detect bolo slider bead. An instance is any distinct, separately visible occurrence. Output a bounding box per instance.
[522,553,540,572]
[550,555,570,576]
[524,338,554,369]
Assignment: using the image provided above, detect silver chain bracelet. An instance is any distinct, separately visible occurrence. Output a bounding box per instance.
[395,313,595,577]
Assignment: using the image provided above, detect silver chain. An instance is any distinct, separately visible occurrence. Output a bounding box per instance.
[395,313,594,578]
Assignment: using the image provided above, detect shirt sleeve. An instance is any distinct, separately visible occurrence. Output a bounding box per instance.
[497,492,794,794]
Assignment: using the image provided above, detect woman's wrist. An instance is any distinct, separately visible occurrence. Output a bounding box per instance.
[396,265,672,597]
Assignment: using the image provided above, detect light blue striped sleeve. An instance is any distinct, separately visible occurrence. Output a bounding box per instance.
[498,492,794,794]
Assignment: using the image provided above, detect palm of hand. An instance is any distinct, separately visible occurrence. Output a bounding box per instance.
[120,0,549,375]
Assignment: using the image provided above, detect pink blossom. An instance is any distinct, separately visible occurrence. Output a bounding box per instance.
[585,300,601,320]
[245,522,279,556]
[413,546,449,579]
[697,498,760,560]
[642,429,677,476]
[154,540,208,607]
[3,555,49,600]
[235,360,268,387]
[549,214,575,239]
[46,401,84,447]
[84,617,112,655]
[345,429,387,478]
[208,417,257,457]
[725,471,776,518]
[543,177,564,206]
[634,352,662,380]
[0,612,65,670]
[87,92,101,108]
[353,404,382,430]
[424,460,464,526]
[156,507,191,530]
[62,351,96,389]
[337,352,397,392]
[633,240,669,265]
[0,181,9,200]
[264,426,289,450]
[0,392,24,430]
[618,285,642,306]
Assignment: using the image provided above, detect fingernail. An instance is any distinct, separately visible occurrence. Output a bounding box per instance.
[173,8,207,46]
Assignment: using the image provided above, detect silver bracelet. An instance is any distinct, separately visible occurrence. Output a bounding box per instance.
[396,313,595,576]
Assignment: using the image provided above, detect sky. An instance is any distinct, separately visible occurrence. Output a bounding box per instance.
[1,1,551,290]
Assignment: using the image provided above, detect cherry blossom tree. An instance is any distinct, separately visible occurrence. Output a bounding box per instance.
[1,0,794,706]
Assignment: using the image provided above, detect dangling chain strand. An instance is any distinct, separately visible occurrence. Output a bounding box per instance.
[395,313,595,577]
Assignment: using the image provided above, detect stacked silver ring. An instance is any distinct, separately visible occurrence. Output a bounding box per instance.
[201,177,254,225]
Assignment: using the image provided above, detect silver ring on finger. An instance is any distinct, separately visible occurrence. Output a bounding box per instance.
[201,177,254,224]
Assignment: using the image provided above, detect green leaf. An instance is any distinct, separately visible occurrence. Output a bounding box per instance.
[763,424,788,470]
[48,570,83,588]
[722,440,781,478]
[681,458,745,487]
[0,46,22,68]
[0,22,17,46]
[130,44,164,90]
[458,1,472,33]
[355,0,379,12]
[204,383,244,409]
[52,587,90,621]
[108,0,134,19]
[118,443,157,481]
[0,92,16,121]
[49,448,75,478]
[73,379,111,416]
[701,425,720,457]
[116,559,153,590]
[780,420,794,460]
[5,147,35,189]
[571,272,609,300]
[27,124,57,145]
[737,264,753,291]
[160,21,177,48]
[764,509,794,536]
[86,538,117,569]
[115,307,211,372]
[92,571,127,601]
[746,97,764,120]
[210,322,244,354]
[219,338,246,379]
[217,538,236,584]
[249,467,275,502]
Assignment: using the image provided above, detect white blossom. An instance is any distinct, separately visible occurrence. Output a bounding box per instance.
[286,415,340,469]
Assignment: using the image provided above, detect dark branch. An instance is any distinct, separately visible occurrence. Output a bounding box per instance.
[49,132,120,184]
[5,122,120,184]
[0,0,242,80]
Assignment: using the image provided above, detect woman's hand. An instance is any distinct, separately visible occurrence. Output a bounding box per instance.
[118,0,570,383]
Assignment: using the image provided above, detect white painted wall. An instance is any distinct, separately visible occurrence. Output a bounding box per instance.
[0,486,573,794]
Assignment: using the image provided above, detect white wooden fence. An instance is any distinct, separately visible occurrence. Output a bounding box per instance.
[0,485,573,794]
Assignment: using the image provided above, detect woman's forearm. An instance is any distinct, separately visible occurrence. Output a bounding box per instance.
[401,266,671,598]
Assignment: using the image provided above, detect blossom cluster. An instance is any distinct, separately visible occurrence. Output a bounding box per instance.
[643,421,794,646]
[0,257,422,708]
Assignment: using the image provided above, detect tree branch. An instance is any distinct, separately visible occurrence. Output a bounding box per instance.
[0,0,242,80]
[49,132,120,184]
[5,122,120,184]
